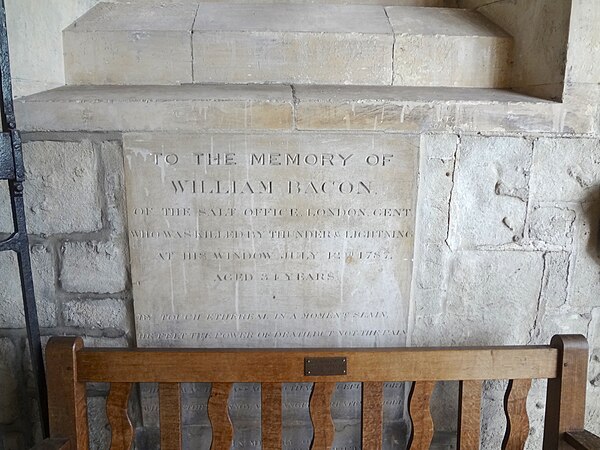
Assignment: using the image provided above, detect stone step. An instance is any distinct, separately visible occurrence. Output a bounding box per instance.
[64,3,512,87]
[15,84,573,135]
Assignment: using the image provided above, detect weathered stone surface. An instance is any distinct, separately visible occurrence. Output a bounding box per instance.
[589,308,600,435]
[100,141,127,237]
[60,241,127,294]
[124,132,417,347]
[413,250,544,345]
[0,244,56,328]
[530,137,600,203]
[293,85,569,134]
[15,85,294,132]
[0,140,102,235]
[386,7,512,88]
[64,2,196,85]
[566,0,600,85]
[0,338,18,424]
[416,133,457,244]
[16,84,587,135]
[193,4,393,85]
[469,0,571,100]
[448,136,532,250]
[566,201,600,311]
[539,251,570,312]
[528,205,576,249]
[63,298,129,331]
[87,396,111,450]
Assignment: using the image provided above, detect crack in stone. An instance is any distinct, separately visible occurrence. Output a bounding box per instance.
[383,7,395,86]
[444,134,460,251]
[190,4,201,83]
[291,84,299,131]
[529,251,548,344]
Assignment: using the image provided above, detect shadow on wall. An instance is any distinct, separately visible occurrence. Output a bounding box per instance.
[583,187,600,265]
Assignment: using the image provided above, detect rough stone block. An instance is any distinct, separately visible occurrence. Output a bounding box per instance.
[100,141,127,237]
[60,241,127,294]
[0,244,56,328]
[386,7,513,88]
[528,205,576,249]
[448,136,532,250]
[16,85,294,132]
[413,250,544,345]
[63,298,129,331]
[566,202,600,311]
[530,137,600,203]
[417,133,457,244]
[0,140,102,234]
[64,3,196,85]
[193,4,393,85]
[566,0,600,85]
[540,251,570,312]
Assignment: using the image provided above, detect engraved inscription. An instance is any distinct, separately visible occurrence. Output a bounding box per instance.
[124,133,418,347]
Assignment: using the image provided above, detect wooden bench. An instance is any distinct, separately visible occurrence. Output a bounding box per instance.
[33,334,600,450]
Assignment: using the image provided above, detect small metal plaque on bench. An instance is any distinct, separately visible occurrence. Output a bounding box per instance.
[304,357,347,376]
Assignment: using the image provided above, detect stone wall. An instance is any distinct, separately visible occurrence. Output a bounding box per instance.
[1,131,599,449]
[1,0,600,449]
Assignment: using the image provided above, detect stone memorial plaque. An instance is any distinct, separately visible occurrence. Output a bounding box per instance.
[124,133,418,348]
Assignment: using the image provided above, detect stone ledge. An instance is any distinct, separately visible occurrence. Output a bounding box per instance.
[15,85,294,132]
[15,84,592,134]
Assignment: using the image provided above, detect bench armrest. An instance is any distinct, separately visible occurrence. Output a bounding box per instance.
[30,439,70,450]
[564,430,600,449]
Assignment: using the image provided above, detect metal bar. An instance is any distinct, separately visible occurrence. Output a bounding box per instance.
[0,131,15,178]
[0,0,49,437]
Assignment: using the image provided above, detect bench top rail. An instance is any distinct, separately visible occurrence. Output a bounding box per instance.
[75,345,559,383]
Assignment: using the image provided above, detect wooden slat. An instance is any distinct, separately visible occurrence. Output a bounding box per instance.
[564,430,600,450]
[208,382,233,450]
[309,382,335,450]
[159,383,182,450]
[76,347,559,383]
[262,383,282,450]
[408,381,435,449]
[502,379,532,450]
[543,335,589,450]
[107,383,133,450]
[362,382,383,450]
[46,337,88,450]
[457,380,482,450]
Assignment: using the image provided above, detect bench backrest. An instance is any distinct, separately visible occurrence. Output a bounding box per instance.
[44,334,589,450]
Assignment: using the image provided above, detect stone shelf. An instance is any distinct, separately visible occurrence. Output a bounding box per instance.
[64,3,512,88]
[16,84,591,134]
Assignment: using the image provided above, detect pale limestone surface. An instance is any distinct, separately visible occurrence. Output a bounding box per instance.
[0,245,56,328]
[530,138,600,203]
[0,140,102,234]
[64,2,197,85]
[387,7,513,88]
[447,136,532,250]
[193,4,393,85]
[60,241,128,294]
[15,85,294,132]
[124,132,417,347]
[293,85,573,134]
[462,0,571,100]
[411,134,600,444]
[62,298,129,330]
[16,84,589,135]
